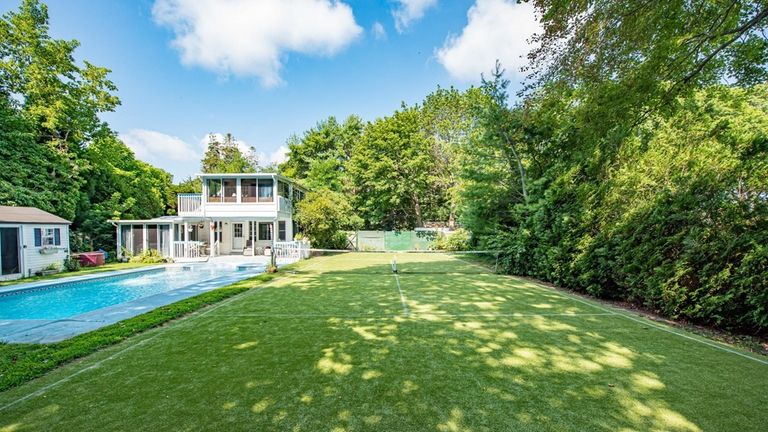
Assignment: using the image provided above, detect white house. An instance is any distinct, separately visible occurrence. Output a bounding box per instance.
[114,173,306,260]
[0,205,71,280]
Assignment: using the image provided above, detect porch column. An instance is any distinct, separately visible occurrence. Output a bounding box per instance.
[209,220,215,257]
[272,219,277,249]
[183,222,189,258]
[116,224,122,259]
[169,224,175,260]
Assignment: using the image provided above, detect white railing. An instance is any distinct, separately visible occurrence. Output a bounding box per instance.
[278,196,293,213]
[177,194,202,215]
[273,240,310,259]
[173,241,204,259]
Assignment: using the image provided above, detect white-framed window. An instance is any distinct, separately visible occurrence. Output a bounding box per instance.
[34,227,61,247]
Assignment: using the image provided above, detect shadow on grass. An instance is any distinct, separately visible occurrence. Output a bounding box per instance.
[0,253,765,431]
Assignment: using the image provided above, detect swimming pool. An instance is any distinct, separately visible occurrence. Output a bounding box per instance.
[0,265,262,320]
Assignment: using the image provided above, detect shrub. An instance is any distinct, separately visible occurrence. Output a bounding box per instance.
[63,256,81,272]
[433,229,471,251]
[129,249,168,264]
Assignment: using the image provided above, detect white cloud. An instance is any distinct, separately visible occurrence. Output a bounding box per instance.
[371,21,387,41]
[392,0,438,32]
[121,129,198,163]
[152,0,363,87]
[266,145,289,166]
[436,0,540,82]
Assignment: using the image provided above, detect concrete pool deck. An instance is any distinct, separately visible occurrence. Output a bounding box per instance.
[0,257,274,344]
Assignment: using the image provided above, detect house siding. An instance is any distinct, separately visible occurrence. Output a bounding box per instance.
[22,224,69,277]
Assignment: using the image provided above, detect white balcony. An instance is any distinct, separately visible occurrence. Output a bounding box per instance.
[177,194,202,216]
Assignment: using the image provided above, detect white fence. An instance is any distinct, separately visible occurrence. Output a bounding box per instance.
[273,240,310,260]
[173,241,204,259]
[177,194,202,215]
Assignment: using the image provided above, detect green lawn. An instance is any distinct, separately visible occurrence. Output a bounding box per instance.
[0,253,766,431]
[0,262,154,287]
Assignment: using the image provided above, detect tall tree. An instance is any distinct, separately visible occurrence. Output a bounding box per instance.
[280,115,363,191]
[201,133,258,173]
[348,108,437,229]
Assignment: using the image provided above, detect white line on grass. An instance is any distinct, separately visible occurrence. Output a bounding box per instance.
[0,258,326,413]
[205,312,617,318]
[453,254,768,366]
[393,273,410,317]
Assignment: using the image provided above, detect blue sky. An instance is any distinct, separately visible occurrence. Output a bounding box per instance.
[2,0,539,181]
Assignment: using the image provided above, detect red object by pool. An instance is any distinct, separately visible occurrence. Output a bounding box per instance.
[78,252,105,267]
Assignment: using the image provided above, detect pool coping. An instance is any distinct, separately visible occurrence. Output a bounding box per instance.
[0,264,266,344]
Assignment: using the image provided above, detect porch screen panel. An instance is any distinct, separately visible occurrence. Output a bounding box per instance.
[159,225,170,257]
[278,180,289,198]
[258,179,274,202]
[120,225,132,254]
[132,225,144,255]
[223,179,237,202]
[207,179,222,202]
[242,179,258,202]
[147,225,158,251]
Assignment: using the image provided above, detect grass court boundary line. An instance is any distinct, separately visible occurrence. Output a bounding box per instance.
[203,312,619,319]
[392,273,410,317]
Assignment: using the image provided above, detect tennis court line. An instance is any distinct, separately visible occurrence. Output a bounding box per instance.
[0,258,325,413]
[204,312,618,318]
[451,254,768,366]
[393,273,410,317]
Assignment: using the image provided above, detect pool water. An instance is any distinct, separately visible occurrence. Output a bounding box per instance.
[0,265,261,320]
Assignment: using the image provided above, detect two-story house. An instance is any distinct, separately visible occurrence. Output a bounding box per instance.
[114,173,305,260]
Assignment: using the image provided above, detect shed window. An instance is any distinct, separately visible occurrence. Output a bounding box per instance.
[278,221,286,241]
[34,228,60,247]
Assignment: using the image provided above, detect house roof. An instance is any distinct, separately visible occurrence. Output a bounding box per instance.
[0,206,71,224]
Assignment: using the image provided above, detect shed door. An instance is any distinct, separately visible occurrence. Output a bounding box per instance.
[0,227,20,275]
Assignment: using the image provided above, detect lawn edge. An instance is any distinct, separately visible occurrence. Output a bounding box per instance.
[0,261,306,393]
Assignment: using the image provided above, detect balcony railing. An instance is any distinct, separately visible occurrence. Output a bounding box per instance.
[177,194,202,215]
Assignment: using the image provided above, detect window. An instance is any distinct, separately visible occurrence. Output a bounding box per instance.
[207,179,222,202]
[293,189,305,202]
[34,228,61,247]
[258,222,272,241]
[242,179,258,202]
[278,180,289,198]
[278,221,286,241]
[223,179,237,202]
[258,179,274,202]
